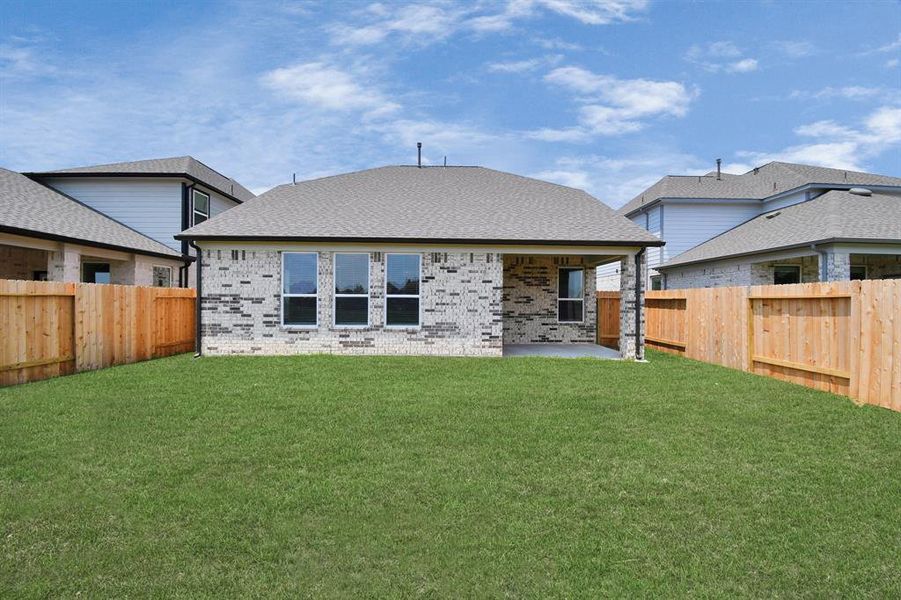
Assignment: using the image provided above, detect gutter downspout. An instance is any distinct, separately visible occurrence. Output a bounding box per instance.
[189,241,202,357]
[635,248,645,361]
[180,182,196,287]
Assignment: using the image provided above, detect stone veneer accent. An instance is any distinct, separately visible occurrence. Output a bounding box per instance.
[618,252,645,360]
[664,255,820,289]
[200,249,504,356]
[502,255,597,344]
[821,252,850,281]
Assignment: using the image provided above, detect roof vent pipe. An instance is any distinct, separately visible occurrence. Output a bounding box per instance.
[716,158,722,180]
[417,142,422,168]
[849,187,872,196]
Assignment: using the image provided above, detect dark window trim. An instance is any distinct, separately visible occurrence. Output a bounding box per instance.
[557,266,585,324]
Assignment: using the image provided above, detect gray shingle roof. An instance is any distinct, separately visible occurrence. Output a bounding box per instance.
[28,156,255,203]
[619,161,901,216]
[0,167,183,259]
[177,166,662,246]
[658,190,901,269]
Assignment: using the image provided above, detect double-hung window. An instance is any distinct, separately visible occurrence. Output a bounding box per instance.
[192,189,210,226]
[385,254,420,327]
[334,253,370,326]
[558,267,584,323]
[282,252,318,327]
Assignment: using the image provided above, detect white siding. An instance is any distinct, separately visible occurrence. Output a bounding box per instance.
[207,188,239,217]
[762,190,809,211]
[662,203,760,262]
[44,178,183,251]
[645,206,663,271]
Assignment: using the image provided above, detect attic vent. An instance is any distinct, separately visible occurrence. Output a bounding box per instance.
[849,187,872,196]
[765,211,781,219]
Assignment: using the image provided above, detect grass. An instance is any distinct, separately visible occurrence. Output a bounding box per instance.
[1,351,899,597]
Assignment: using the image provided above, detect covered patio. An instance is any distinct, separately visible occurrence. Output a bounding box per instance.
[503,343,621,359]
[500,249,647,360]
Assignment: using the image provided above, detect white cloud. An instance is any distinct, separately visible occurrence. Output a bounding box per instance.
[0,34,58,80]
[859,33,901,56]
[531,151,709,207]
[734,106,901,172]
[726,58,758,73]
[534,66,697,138]
[327,0,648,46]
[685,41,758,73]
[887,58,899,69]
[790,86,885,101]
[486,54,561,73]
[260,62,400,116]
[771,40,816,58]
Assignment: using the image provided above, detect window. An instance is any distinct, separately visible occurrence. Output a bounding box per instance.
[650,275,663,291]
[192,189,210,226]
[82,262,110,284]
[281,252,318,327]
[334,253,369,326]
[153,266,172,287]
[558,267,584,322]
[385,254,420,327]
[773,265,800,285]
[850,265,867,280]
[32,271,48,281]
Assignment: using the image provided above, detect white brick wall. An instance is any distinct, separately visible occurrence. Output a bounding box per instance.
[200,249,504,356]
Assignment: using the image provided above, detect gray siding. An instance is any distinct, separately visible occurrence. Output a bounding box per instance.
[44,177,183,251]
[662,203,760,260]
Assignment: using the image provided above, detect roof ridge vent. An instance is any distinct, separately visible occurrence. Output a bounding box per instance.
[849,187,872,196]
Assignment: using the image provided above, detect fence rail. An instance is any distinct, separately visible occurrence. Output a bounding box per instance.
[598,280,901,411]
[1,279,195,386]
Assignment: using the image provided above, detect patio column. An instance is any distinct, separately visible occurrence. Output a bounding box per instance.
[47,245,81,282]
[619,250,646,360]
[819,251,851,281]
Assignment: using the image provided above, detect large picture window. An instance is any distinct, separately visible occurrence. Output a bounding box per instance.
[334,253,370,326]
[282,252,318,327]
[385,254,420,327]
[773,265,800,285]
[192,189,210,226]
[82,262,110,284]
[558,267,584,323]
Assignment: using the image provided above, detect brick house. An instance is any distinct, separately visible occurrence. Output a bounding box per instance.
[0,168,185,285]
[598,161,901,290]
[177,166,662,359]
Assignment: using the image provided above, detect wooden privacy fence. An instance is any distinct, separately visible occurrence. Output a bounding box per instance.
[598,280,901,411]
[1,279,195,386]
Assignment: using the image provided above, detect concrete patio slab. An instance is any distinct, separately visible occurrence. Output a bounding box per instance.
[502,344,621,359]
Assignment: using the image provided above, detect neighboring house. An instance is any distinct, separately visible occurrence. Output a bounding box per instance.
[598,161,901,290]
[176,166,662,359]
[0,167,185,285]
[657,188,901,287]
[25,156,254,286]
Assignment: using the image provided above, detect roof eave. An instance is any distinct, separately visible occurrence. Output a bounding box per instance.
[175,233,666,247]
[24,171,248,204]
[657,237,901,270]
[0,225,192,262]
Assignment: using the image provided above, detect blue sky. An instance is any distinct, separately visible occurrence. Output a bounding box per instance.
[1,0,899,206]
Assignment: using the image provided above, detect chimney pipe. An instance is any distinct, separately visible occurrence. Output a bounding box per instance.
[716,158,722,180]
[417,142,422,168]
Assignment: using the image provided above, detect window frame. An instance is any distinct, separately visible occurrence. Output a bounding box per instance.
[192,189,210,226]
[773,264,801,285]
[152,265,173,288]
[280,251,319,329]
[384,253,422,329]
[557,266,585,324]
[333,252,371,328]
[82,262,111,284]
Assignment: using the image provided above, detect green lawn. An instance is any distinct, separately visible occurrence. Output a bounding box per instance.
[1,351,899,597]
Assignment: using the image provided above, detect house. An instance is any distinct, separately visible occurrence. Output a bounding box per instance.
[657,188,901,287]
[0,168,185,285]
[25,156,255,286]
[176,166,663,359]
[598,161,901,290]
